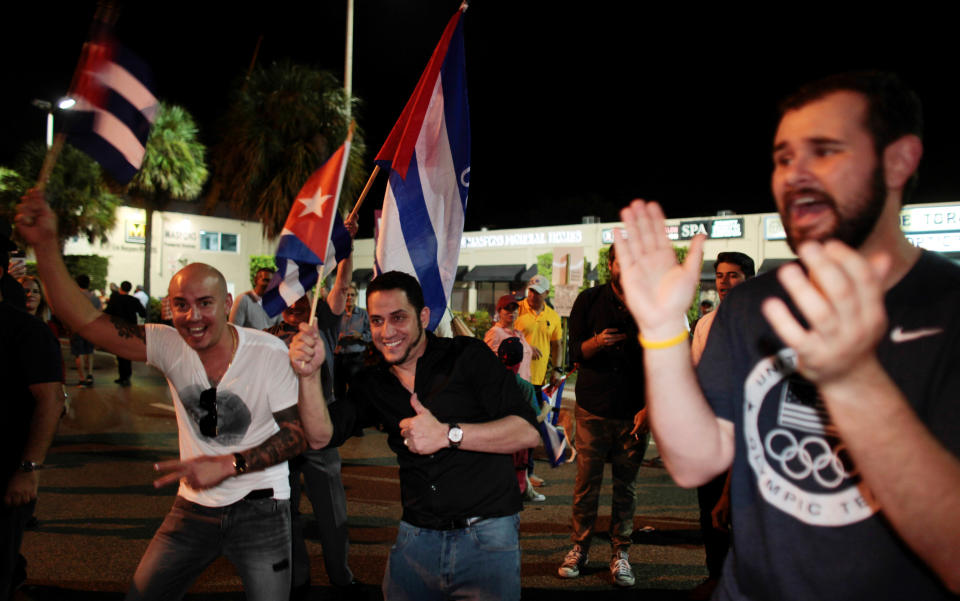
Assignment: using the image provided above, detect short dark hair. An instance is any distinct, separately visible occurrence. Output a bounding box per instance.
[120,281,132,292]
[366,271,425,314]
[256,267,275,276]
[715,252,755,278]
[76,274,90,289]
[607,244,616,264]
[780,71,923,200]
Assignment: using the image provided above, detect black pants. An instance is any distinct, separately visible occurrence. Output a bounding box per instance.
[118,356,132,381]
[1,498,35,599]
[697,471,731,578]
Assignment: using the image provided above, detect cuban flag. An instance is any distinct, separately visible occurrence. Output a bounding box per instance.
[538,370,575,467]
[64,36,157,184]
[542,370,571,426]
[262,138,353,317]
[373,5,470,331]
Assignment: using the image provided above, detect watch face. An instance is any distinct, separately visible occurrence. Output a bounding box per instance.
[448,426,463,443]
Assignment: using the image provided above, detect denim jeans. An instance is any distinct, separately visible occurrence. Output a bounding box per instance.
[571,404,650,551]
[126,495,291,601]
[383,514,521,601]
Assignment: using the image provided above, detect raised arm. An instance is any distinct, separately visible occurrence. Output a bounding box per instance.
[615,199,734,487]
[15,189,146,361]
[289,322,334,449]
[326,215,357,315]
[761,240,960,591]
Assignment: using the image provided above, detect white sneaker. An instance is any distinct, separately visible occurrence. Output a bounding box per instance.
[523,487,546,502]
[558,544,588,578]
[610,550,635,587]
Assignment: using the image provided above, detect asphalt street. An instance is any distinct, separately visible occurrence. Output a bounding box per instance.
[14,349,706,600]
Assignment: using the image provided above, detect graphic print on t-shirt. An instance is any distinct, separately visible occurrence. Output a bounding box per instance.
[743,348,879,526]
[180,384,252,446]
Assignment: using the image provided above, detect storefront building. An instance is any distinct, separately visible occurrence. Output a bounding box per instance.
[63,202,960,312]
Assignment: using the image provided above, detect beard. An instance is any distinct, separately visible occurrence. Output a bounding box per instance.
[782,164,887,251]
[385,319,425,367]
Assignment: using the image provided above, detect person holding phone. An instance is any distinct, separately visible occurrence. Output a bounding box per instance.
[558,244,650,588]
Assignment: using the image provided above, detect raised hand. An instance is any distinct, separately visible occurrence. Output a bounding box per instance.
[615,200,705,338]
[290,322,326,377]
[398,393,446,454]
[15,188,58,247]
[761,240,890,385]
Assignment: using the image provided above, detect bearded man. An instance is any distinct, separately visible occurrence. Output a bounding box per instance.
[615,71,960,600]
[558,244,649,588]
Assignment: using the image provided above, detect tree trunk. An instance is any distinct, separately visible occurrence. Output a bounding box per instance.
[143,203,154,297]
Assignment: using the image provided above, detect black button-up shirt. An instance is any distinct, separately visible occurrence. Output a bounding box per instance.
[329,332,537,527]
[568,283,646,419]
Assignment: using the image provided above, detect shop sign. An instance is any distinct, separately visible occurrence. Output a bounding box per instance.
[764,216,787,240]
[899,205,960,233]
[679,218,744,240]
[125,221,146,244]
[461,229,583,249]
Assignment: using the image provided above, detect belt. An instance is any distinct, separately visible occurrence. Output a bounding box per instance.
[404,514,485,530]
[243,488,274,500]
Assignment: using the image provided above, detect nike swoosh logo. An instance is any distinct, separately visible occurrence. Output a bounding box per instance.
[890,326,944,343]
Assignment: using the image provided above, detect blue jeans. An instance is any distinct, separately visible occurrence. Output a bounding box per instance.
[126,495,291,601]
[383,514,521,601]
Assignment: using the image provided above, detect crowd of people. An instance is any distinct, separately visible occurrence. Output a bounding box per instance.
[4,70,960,601]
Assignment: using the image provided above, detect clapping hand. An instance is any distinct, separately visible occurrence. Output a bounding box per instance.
[615,200,705,338]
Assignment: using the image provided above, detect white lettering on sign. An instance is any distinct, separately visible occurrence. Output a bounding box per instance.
[899,206,960,233]
[461,230,582,249]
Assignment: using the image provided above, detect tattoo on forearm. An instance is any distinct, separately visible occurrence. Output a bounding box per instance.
[243,407,307,471]
[109,315,145,341]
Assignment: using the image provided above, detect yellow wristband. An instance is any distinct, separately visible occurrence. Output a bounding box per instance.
[638,331,688,350]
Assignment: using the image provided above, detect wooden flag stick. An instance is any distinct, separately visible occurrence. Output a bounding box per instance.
[347,164,379,223]
[308,279,322,329]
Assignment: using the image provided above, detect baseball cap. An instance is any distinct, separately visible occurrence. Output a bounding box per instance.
[496,294,520,312]
[528,274,549,294]
[497,336,524,367]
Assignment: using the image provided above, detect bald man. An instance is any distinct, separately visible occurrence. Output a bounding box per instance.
[16,190,309,601]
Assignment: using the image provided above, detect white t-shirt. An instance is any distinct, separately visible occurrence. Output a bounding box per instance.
[146,324,298,506]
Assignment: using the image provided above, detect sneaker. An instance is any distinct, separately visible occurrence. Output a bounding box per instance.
[522,486,546,502]
[86,375,94,387]
[529,474,545,487]
[610,550,635,587]
[558,544,588,578]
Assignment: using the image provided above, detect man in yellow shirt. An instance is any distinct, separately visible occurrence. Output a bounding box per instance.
[516,275,563,391]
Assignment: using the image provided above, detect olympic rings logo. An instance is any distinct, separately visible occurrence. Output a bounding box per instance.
[763,429,858,489]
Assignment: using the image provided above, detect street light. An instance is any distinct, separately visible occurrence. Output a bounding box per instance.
[31,97,76,148]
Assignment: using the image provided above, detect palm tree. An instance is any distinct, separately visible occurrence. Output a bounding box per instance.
[7,142,121,250]
[208,61,367,239]
[127,102,208,295]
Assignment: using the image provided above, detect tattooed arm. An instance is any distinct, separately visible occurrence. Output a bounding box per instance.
[153,405,307,490]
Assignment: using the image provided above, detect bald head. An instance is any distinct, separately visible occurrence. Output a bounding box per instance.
[168,263,233,352]
[170,263,228,300]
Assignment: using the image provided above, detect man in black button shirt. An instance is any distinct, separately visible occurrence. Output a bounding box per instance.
[290,270,539,601]
[558,244,649,588]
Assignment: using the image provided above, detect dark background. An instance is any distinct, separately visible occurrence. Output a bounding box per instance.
[4,2,958,233]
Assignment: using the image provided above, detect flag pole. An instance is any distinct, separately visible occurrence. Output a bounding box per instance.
[346,165,379,223]
[307,121,356,328]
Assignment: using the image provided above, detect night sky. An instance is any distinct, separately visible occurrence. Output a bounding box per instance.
[5,2,960,234]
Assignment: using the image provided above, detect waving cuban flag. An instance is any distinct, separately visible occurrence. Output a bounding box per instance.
[64,35,157,184]
[373,4,470,331]
[263,138,353,317]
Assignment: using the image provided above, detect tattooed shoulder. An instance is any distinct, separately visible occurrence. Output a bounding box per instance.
[109,315,146,341]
